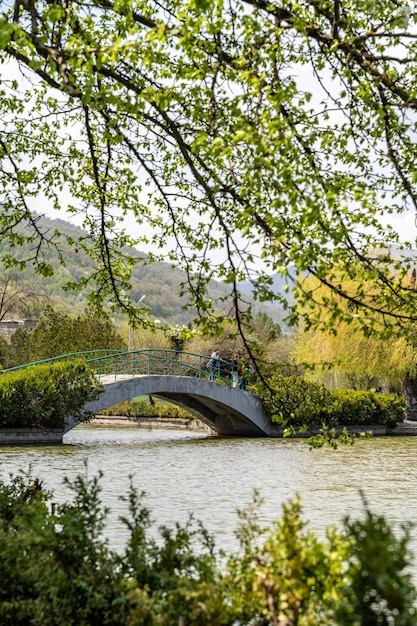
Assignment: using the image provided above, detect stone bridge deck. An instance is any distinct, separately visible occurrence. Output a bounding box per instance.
[65,374,272,437]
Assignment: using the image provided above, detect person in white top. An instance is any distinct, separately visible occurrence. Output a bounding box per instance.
[209,350,220,381]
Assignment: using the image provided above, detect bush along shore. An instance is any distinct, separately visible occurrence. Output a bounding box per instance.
[98,397,195,421]
[94,397,213,432]
[0,360,103,429]
[255,375,408,445]
[93,414,212,432]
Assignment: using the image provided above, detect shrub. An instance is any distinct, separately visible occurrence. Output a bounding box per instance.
[0,360,103,428]
[257,374,335,427]
[257,376,405,428]
[0,473,128,626]
[330,389,406,428]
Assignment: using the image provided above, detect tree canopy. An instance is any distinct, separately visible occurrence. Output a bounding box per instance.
[3,305,126,367]
[1,0,417,339]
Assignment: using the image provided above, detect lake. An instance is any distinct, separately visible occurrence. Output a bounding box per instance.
[1,424,416,565]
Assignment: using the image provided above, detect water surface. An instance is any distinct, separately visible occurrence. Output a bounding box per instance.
[1,425,416,562]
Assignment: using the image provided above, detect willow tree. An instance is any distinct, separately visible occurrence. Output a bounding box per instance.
[1,0,417,346]
[293,271,417,415]
[295,315,417,414]
[295,319,406,383]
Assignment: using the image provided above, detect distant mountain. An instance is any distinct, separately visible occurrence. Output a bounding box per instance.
[239,243,417,312]
[238,270,297,303]
[0,215,286,326]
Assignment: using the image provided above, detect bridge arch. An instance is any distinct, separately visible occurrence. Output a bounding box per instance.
[65,375,272,437]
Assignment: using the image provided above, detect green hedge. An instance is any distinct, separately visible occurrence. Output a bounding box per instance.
[330,389,405,428]
[256,375,334,427]
[257,375,406,428]
[0,361,103,429]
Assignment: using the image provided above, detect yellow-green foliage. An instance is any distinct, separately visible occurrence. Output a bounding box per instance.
[294,319,417,385]
[0,361,103,428]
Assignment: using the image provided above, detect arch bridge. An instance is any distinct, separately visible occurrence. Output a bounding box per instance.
[73,349,271,437]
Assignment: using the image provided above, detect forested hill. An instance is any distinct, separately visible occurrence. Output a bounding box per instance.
[0,216,285,326]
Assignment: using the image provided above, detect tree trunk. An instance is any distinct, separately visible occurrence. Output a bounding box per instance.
[402,376,417,420]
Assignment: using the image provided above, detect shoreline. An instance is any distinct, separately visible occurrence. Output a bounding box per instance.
[92,416,417,437]
[2,418,417,446]
[92,415,214,432]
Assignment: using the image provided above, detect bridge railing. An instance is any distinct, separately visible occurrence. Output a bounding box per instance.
[89,349,232,384]
[2,349,235,385]
[0,350,124,374]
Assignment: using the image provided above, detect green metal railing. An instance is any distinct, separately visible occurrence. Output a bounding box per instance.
[1,350,123,373]
[2,349,234,385]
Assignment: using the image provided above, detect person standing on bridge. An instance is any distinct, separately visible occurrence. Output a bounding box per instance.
[209,349,221,381]
[230,354,239,388]
[239,357,253,390]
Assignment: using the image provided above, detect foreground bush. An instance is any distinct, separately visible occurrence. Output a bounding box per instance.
[0,361,103,428]
[0,472,416,625]
[257,375,406,430]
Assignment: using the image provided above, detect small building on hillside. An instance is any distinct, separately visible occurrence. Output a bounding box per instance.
[0,319,36,343]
